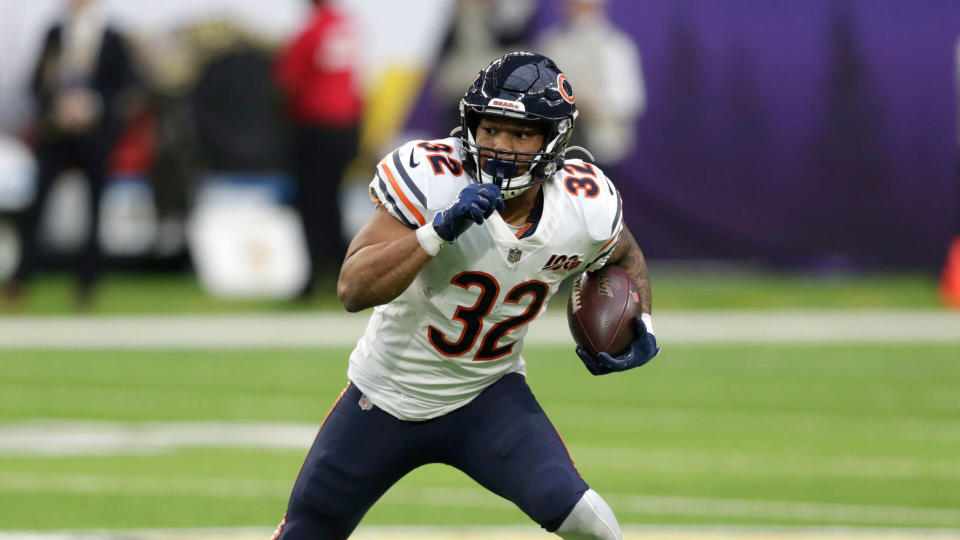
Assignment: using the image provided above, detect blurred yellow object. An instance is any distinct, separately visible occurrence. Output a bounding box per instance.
[360,66,426,156]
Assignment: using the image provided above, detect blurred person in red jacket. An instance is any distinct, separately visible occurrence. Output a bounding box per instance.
[274,0,363,298]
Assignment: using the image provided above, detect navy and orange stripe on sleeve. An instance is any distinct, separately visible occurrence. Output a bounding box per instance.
[373,171,417,229]
[379,161,426,226]
[391,149,427,207]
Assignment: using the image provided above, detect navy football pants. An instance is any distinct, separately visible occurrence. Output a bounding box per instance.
[275,373,589,539]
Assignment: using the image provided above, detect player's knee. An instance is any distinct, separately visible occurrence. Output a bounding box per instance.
[554,489,622,540]
[523,465,586,530]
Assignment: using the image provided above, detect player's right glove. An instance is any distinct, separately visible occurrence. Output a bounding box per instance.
[432,183,504,242]
[576,316,660,375]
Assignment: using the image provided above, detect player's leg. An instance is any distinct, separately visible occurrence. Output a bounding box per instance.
[444,373,622,539]
[290,125,323,296]
[274,383,415,540]
[10,141,67,285]
[310,126,356,267]
[75,139,108,298]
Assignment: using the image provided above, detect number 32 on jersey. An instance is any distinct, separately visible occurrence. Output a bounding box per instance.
[428,272,548,362]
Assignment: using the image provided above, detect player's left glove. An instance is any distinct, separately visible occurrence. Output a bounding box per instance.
[416,183,504,257]
[432,183,504,242]
[576,316,660,375]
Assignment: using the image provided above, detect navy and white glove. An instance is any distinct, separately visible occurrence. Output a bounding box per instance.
[432,183,504,242]
[576,316,660,376]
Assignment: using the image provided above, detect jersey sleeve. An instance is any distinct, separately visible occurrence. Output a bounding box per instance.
[580,168,624,271]
[369,141,431,229]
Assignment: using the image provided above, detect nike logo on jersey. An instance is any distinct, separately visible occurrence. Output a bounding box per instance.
[409,151,420,168]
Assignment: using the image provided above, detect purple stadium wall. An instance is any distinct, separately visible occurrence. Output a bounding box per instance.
[410,0,960,272]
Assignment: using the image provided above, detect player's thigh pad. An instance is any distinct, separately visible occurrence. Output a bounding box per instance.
[449,373,589,531]
[280,383,413,538]
[555,488,623,540]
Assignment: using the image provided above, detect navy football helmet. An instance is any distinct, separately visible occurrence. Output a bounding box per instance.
[459,51,578,198]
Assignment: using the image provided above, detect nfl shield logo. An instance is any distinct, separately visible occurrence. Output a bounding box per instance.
[508,248,522,263]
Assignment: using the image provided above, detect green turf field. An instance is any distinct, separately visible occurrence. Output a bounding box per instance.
[2,344,958,531]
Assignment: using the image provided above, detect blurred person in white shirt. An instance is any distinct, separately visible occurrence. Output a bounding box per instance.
[538,0,646,173]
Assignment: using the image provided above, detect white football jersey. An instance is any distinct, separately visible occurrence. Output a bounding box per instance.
[348,137,623,420]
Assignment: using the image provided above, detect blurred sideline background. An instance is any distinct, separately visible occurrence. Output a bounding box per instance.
[0,0,958,302]
[0,0,959,538]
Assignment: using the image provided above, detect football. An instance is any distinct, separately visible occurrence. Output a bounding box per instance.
[567,265,642,357]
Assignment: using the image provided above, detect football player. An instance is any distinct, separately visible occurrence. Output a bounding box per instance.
[273,51,659,540]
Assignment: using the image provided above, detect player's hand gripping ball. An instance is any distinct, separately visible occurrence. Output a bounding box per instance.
[432,183,504,242]
[567,266,660,375]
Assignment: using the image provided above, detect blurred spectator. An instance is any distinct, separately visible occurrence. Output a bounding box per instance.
[3,0,137,308]
[274,0,363,298]
[134,22,286,260]
[538,0,646,174]
[192,32,288,174]
[435,0,539,129]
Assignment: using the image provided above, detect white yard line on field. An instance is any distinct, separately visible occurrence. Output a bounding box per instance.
[1,470,960,528]
[4,419,960,482]
[0,310,958,349]
[0,420,319,456]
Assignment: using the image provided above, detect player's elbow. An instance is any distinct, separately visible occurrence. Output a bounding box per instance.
[337,279,366,313]
[338,275,387,312]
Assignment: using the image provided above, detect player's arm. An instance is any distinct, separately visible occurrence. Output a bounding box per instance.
[338,180,504,312]
[604,225,651,314]
[337,205,433,312]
